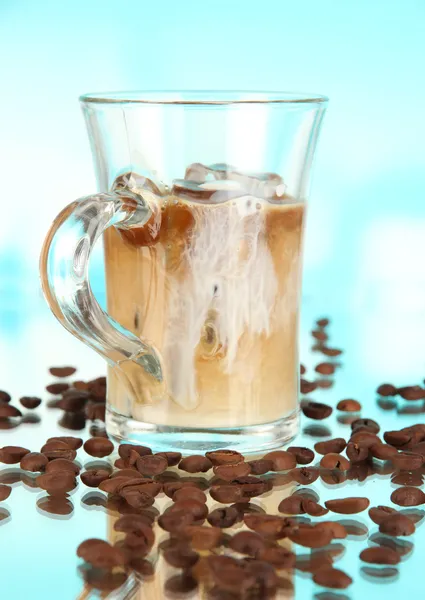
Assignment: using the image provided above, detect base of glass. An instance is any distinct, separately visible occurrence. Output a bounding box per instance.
[106,407,299,455]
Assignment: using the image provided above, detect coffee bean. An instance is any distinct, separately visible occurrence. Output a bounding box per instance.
[183,525,222,551]
[369,506,397,525]
[336,400,361,415]
[170,498,208,521]
[295,551,333,573]
[0,484,11,501]
[392,451,423,471]
[300,379,317,394]
[321,347,343,357]
[325,497,370,514]
[46,382,69,394]
[349,432,381,448]
[379,513,416,536]
[206,449,243,466]
[179,455,213,473]
[0,404,22,419]
[369,443,398,460]
[262,451,296,471]
[45,458,80,475]
[278,495,305,515]
[116,478,162,497]
[213,461,251,481]
[302,499,328,517]
[114,514,155,534]
[248,459,273,475]
[300,364,306,375]
[136,454,167,476]
[19,396,42,410]
[49,366,77,377]
[118,444,152,460]
[316,318,330,327]
[0,446,30,464]
[81,469,110,487]
[47,436,83,450]
[398,386,425,401]
[288,523,333,548]
[315,379,335,389]
[36,471,77,495]
[173,487,207,504]
[77,538,125,568]
[289,467,319,485]
[346,442,369,463]
[312,330,328,341]
[0,391,11,403]
[315,362,336,375]
[351,418,380,434]
[316,521,347,539]
[121,489,155,509]
[20,452,48,472]
[208,506,240,528]
[41,442,77,461]
[392,472,424,486]
[207,555,255,592]
[258,546,296,569]
[313,567,352,589]
[163,480,199,499]
[232,476,269,498]
[320,453,350,470]
[302,401,333,420]
[164,573,198,596]
[384,430,411,447]
[156,451,182,467]
[287,446,315,465]
[158,508,195,532]
[377,383,397,397]
[244,514,294,539]
[83,437,113,458]
[360,546,400,565]
[391,486,425,507]
[228,531,266,556]
[314,438,346,455]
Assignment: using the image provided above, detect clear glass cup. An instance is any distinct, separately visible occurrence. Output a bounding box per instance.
[40,91,328,453]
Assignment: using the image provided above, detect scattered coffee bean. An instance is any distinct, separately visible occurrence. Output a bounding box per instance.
[248,459,273,475]
[312,330,328,341]
[136,454,168,476]
[83,437,113,458]
[392,451,423,471]
[360,546,400,565]
[391,486,425,507]
[158,508,195,532]
[19,397,42,410]
[315,362,336,375]
[170,498,208,521]
[36,471,76,495]
[0,391,11,403]
[398,386,425,401]
[302,499,328,517]
[392,472,424,486]
[287,446,315,465]
[207,555,254,592]
[77,538,125,568]
[379,513,416,536]
[288,523,333,548]
[325,497,370,514]
[295,551,333,573]
[262,450,296,471]
[208,506,240,528]
[49,366,77,378]
[289,467,319,485]
[155,451,182,467]
[244,514,294,539]
[278,495,305,515]
[300,379,317,394]
[40,442,77,461]
[316,521,347,539]
[164,573,198,596]
[20,452,48,472]
[384,430,411,447]
[258,546,296,569]
[228,531,266,556]
[45,383,69,395]
[337,399,361,412]
[183,525,222,550]
[118,444,152,460]
[206,449,243,466]
[346,442,369,463]
[316,318,330,327]
[302,401,333,420]
[173,486,207,504]
[351,418,380,433]
[321,347,343,357]
[45,458,80,475]
[368,506,398,525]
[47,436,83,450]
[0,446,30,464]
[179,455,213,473]
[0,484,11,501]
[314,438,346,455]
[315,379,335,389]
[349,431,381,448]
[213,461,251,481]
[377,383,397,397]
[369,443,398,460]
[300,364,306,375]
[320,453,350,470]
[313,567,352,589]
[0,404,22,419]
[81,469,110,488]
[163,480,199,499]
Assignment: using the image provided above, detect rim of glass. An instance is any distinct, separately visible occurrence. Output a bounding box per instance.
[79,90,328,106]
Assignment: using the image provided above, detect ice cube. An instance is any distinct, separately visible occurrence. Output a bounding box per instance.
[112,171,164,197]
[171,179,242,204]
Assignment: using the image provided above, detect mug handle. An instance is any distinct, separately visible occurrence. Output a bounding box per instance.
[39,190,164,389]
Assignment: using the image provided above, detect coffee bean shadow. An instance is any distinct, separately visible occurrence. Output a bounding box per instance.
[58,411,86,430]
[397,404,425,415]
[400,508,425,526]
[20,472,42,492]
[336,519,368,540]
[315,593,350,600]
[36,494,74,519]
[360,566,399,583]
[368,532,414,558]
[78,563,130,594]
[292,487,320,502]
[303,425,333,438]
[81,491,108,512]
[0,418,21,430]
[0,469,21,485]
[20,413,41,425]
[84,460,113,473]
[0,507,11,526]
[336,414,358,426]
[376,398,397,411]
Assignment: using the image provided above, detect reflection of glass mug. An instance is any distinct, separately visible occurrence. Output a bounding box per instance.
[40,91,327,453]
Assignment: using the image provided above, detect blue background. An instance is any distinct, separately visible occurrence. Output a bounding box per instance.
[1,1,425,598]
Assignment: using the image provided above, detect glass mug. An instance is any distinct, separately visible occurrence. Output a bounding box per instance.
[40,91,327,453]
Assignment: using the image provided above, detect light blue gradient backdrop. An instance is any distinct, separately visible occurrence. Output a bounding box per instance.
[1,1,425,598]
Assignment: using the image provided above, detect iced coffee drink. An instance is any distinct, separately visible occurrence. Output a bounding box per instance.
[104,164,304,430]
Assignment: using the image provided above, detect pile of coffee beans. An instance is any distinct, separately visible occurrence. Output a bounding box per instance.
[2,318,425,597]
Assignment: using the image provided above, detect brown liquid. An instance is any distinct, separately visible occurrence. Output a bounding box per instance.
[105,192,304,428]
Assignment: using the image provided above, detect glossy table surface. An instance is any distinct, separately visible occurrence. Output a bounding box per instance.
[1,294,425,600]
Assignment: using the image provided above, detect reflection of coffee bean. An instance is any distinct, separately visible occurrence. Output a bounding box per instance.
[314,438,346,455]
[302,401,333,420]
[208,506,239,528]
[391,486,425,507]
[287,446,314,465]
[320,453,350,471]
[0,446,30,464]
[263,450,296,471]
[19,397,42,409]
[179,455,213,473]
[392,472,424,486]
[20,452,48,472]
[313,567,352,589]
[392,452,423,471]
[164,573,198,596]
[379,513,415,536]
[83,437,113,458]
[325,497,370,514]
